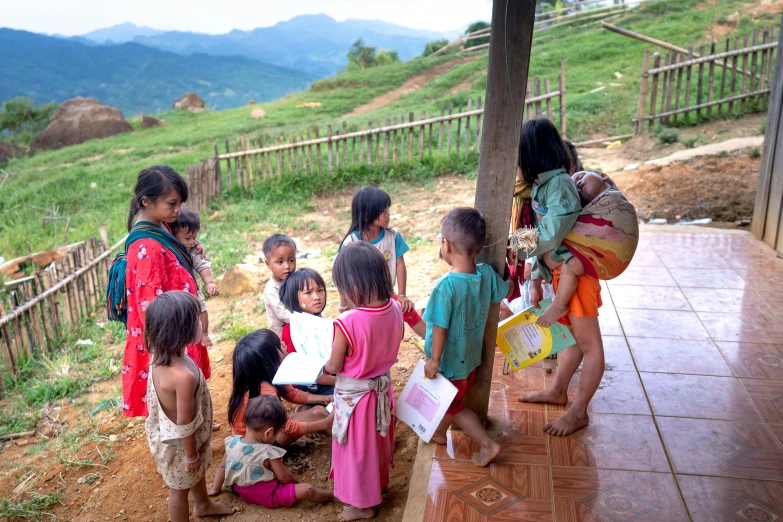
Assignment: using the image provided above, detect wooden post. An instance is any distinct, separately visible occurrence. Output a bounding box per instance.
[408,113,414,164]
[697,45,706,119]
[708,42,717,117]
[446,104,454,155]
[419,111,426,162]
[350,125,357,167]
[368,120,374,167]
[525,84,533,120]
[729,37,740,115]
[99,223,109,250]
[636,50,650,135]
[741,35,750,111]
[465,99,472,158]
[475,97,483,150]
[224,139,232,189]
[719,39,730,116]
[375,120,382,165]
[468,0,536,422]
[665,52,677,124]
[674,52,685,123]
[534,77,543,117]
[751,29,760,107]
[342,121,349,167]
[392,117,399,165]
[684,47,694,121]
[759,29,770,106]
[359,123,366,164]
[559,57,567,138]
[752,16,783,249]
[456,105,463,156]
[437,105,445,152]
[544,79,554,120]
[327,125,334,173]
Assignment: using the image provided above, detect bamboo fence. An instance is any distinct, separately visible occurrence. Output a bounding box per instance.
[0,235,124,391]
[635,27,778,134]
[431,0,644,57]
[209,65,566,192]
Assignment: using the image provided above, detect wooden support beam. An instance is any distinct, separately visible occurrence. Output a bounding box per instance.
[468,0,536,422]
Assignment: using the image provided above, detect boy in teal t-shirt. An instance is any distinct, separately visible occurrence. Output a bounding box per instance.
[423,208,512,467]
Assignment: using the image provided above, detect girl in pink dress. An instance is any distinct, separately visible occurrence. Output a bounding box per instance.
[325,242,403,521]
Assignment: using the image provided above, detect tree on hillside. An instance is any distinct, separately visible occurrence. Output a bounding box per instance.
[464,21,490,49]
[347,39,401,70]
[422,38,449,57]
[0,97,58,147]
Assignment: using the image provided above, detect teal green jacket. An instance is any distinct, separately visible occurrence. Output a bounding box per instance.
[527,168,582,282]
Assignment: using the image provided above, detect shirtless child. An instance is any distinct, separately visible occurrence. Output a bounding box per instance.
[536,170,614,328]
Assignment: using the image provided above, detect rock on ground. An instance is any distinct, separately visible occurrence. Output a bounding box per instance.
[30,97,132,153]
[0,141,24,164]
[173,93,206,112]
[250,107,267,119]
[215,264,264,296]
[141,115,165,129]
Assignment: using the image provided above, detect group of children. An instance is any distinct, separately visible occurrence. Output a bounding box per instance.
[141,116,637,521]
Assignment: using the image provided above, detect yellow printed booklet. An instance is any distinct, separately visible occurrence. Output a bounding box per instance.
[496,299,576,372]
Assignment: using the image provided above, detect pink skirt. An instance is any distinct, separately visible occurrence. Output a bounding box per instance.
[234,480,296,509]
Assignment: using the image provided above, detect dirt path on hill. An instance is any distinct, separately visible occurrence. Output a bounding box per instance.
[347,57,480,116]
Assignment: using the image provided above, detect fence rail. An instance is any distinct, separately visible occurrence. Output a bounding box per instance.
[209,61,566,193]
[0,236,122,388]
[635,27,778,133]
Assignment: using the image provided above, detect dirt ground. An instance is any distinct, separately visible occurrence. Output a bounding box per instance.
[0,177,476,522]
[347,57,480,116]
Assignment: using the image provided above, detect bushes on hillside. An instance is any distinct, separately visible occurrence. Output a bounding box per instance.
[463,22,490,49]
[422,38,450,57]
[347,39,401,70]
[0,97,58,147]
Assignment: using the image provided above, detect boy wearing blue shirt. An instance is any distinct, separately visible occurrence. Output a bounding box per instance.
[423,207,513,467]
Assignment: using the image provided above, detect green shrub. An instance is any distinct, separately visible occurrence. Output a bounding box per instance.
[221,323,255,342]
[748,147,761,159]
[681,136,698,148]
[656,128,680,145]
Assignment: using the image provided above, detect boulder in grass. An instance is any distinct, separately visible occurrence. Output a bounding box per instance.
[141,115,165,129]
[0,141,24,165]
[247,100,257,105]
[250,107,267,119]
[215,264,263,296]
[173,92,206,112]
[30,97,132,153]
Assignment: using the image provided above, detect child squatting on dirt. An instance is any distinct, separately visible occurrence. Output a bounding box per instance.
[262,234,298,338]
[423,208,514,467]
[143,291,236,522]
[170,209,220,346]
[207,395,333,508]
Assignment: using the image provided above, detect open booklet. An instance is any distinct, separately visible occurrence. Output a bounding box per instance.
[496,299,576,372]
[272,312,334,385]
[392,359,458,443]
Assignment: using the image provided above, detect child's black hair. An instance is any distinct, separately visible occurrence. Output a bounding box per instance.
[262,234,297,258]
[170,208,200,235]
[244,395,288,433]
[127,165,189,231]
[279,268,327,314]
[341,186,392,244]
[145,291,201,366]
[517,118,573,185]
[564,140,583,174]
[441,207,486,255]
[228,329,287,428]
[332,241,393,308]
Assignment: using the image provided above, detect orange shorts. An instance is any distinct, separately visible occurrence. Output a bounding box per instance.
[552,267,602,326]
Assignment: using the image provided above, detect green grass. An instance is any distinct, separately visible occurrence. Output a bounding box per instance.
[0,491,62,521]
[0,0,774,264]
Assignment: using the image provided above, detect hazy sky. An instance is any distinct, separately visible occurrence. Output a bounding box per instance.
[4,0,493,36]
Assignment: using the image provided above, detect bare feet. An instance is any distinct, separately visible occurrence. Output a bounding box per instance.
[206,483,221,496]
[338,505,378,521]
[518,388,568,405]
[543,409,589,436]
[430,433,447,445]
[212,422,221,431]
[193,500,237,517]
[472,440,501,467]
[537,301,568,328]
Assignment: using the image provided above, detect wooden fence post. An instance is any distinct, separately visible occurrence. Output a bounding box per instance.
[636,50,650,135]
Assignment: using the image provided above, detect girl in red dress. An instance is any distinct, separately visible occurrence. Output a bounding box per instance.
[122,165,211,417]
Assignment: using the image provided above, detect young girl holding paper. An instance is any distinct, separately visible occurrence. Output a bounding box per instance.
[226,330,333,447]
[326,242,403,521]
[279,268,336,397]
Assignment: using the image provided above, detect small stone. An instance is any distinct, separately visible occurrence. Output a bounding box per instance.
[109,434,118,442]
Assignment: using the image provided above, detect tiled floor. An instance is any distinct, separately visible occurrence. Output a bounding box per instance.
[421,232,783,522]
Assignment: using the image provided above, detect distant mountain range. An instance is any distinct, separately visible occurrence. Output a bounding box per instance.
[77,16,459,77]
[0,28,314,116]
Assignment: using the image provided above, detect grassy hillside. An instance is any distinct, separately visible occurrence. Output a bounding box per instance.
[1,0,778,271]
[0,28,314,116]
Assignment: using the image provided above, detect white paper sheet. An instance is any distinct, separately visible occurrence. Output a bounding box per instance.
[272,352,326,385]
[290,312,333,360]
[392,359,458,443]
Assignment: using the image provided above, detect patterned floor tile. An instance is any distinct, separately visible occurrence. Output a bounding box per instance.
[547,369,651,416]
[549,414,670,472]
[741,378,783,424]
[668,268,747,290]
[608,285,693,311]
[629,337,732,376]
[717,342,783,379]
[698,311,783,343]
[657,417,783,480]
[602,336,637,372]
[640,373,762,421]
[616,309,711,340]
[607,265,677,287]
[677,475,783,522]
[552,468,687,521]
[681,287,770,314]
